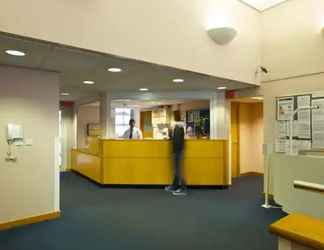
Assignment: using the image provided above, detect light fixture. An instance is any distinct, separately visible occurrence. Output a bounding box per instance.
[217,86,227,90]
[83,80,95,85]
[252,97,264,100]
[173,78,184,83]
[5,49,26,57]
[139,88,149,91]
[107,67,122,72]
[60,92,70,96]
[207,27,237,45]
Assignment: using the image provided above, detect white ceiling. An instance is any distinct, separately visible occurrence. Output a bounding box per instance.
[240,0,288,11]
[0,32,254,101]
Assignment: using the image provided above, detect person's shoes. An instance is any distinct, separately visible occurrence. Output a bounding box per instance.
[165,185,177,192]
[172,187,187,196]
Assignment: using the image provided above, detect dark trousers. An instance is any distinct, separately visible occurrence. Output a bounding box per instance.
[171,150,185,189]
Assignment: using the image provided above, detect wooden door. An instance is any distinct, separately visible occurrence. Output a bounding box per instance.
[231,102,240,178]
[140,111,153,138]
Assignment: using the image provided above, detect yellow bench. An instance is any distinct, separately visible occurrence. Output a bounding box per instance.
[270,214,324,250]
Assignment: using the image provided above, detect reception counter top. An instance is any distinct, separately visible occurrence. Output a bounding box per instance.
[72,139,229,186]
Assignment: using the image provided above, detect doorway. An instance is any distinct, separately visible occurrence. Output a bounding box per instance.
[231,99,264,177]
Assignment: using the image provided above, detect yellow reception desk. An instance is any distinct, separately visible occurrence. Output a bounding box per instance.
[71,139,229,186]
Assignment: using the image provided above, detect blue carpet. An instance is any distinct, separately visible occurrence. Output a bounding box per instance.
[0,172,286,250]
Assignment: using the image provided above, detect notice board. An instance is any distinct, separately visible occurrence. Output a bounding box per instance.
[275,93,324,153]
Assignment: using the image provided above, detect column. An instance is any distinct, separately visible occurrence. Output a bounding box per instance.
[100,92,115,138]
[209,91,230,139]
[210,91,231,184]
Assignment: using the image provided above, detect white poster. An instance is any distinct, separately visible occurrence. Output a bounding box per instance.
[312,98,324,148]
[277,97,294,121]
[275,139,288,153]
[276,121,289,139]
[295,95,311,139]
[275,139,311,154]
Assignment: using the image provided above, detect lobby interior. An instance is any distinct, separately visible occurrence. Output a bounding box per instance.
[1,1,324,250]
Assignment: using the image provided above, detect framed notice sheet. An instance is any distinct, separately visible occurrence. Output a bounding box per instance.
[294,95,311,140]
[275,95,312,153]
[312,97,324,148]
[277,97,294,121]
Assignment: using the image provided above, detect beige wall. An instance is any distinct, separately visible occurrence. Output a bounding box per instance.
[0,66,59,223]
[260,0,324,145]
[77,104,100,148]
[256,0,324,194]
[262,75,324,145]
[0,0,261,85]
[239,102,264,174]
[261,0,324,82]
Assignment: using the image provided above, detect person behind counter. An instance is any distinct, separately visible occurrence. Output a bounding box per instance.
[165,120,187,196]
[122,119,143,139]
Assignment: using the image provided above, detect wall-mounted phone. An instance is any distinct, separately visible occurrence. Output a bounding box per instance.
[7,124,24,144]
[6,123,24,162]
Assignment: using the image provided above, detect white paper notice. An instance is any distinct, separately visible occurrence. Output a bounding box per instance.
[295,95,311,139]
[312,98,324,148]
[276,139,311,154]
[276,121,289,139]
[277,97,294,121]
[275,139,288,153]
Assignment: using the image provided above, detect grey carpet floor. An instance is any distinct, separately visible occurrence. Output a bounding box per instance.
[0,172,286,250]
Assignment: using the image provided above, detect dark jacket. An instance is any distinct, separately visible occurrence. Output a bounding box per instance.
[171,125,185,153]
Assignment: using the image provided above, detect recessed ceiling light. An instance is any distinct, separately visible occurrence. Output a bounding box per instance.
[173,78,184,83]
[139,88,149,91]
[107,67,122,72]
[60,92,70,96]
[5,50,26,57]
[217,86,227,90]
[83,80,95,85]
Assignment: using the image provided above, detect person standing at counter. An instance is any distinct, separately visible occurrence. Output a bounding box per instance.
[122,119,143,139]
[165,121,187,196]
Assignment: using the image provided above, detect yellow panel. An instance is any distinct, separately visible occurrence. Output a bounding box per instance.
[231,102,240,178]
[183,159,226,185]
[231,143,239,178]
[102,140,171,158]
[184,140,225,158]
[71,150,102,183]
[77,137,101,156]
[73,139,229,186]
[102,158,173,185]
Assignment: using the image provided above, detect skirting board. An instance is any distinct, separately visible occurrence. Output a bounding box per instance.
[0,211,61,231]
[240,172,264,177]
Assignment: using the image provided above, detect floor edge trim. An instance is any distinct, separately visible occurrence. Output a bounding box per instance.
[0,211,61,231]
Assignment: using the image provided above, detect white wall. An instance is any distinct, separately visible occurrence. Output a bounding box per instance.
[0,66,59,223]
[0,0,261,85]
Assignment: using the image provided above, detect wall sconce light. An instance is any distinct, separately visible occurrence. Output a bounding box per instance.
[207,27,237,45]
